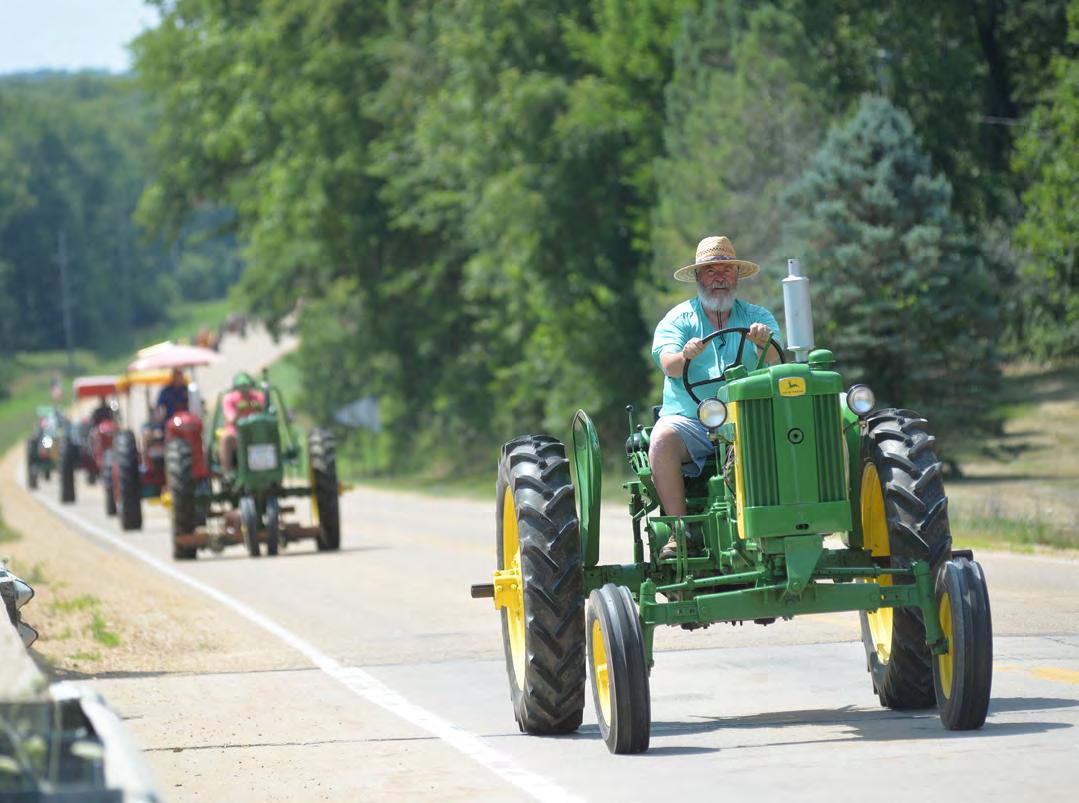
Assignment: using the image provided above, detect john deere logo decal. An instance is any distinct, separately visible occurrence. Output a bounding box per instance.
[779,377,807,397]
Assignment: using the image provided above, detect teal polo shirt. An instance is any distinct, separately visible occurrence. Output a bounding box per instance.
[652,297,783,418]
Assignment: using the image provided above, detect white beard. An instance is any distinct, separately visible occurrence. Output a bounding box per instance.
[697,285,735,313]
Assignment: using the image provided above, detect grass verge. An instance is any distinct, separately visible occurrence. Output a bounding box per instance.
[0,297,234,455]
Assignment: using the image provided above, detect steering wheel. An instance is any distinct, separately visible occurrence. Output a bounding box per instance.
[681,327,786,405]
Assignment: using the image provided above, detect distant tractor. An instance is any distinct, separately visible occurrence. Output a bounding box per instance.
[104,369,209,531]
[105,343,221,531]
[474,259,992,754]
[165,371,341,560]
[58,376,122,505]
[25,406,66,491]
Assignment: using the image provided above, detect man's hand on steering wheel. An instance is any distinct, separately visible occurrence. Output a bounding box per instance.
[747,322,772,349]
[681,337,706,361]
[681,326,787,405]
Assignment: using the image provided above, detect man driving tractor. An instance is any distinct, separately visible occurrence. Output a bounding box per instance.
[90,395,115,426]
[650,235,784,559]
[219,371,266,475]
[155,368,190,421]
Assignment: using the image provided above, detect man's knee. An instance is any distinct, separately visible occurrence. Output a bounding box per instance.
[649,422,688,466]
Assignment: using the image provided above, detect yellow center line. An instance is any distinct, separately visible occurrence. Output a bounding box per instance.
[995,662,1079,685]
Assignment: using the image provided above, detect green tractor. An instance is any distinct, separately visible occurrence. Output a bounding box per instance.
[473,259,991,754]
[165,371,341,560]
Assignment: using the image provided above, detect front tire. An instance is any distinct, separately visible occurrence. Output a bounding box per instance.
[587,584,650,754]
[934,558,993,729]
[858,409,951,710]
[265,496,280,556]
[496,435,585,735]
[166,439,198,560]
[115,430,143,531]
[308,429,340,551]
[240,496,261,557]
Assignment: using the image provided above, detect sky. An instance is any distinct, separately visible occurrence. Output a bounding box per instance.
[0,0,159,74]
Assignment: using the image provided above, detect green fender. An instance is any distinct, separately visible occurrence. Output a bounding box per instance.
[841,396,864,549]
[571,410,602,567]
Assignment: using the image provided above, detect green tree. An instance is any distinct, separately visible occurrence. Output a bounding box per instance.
[782,95,1003,462]
[651,2,825,325]
[1011,0,1079,359]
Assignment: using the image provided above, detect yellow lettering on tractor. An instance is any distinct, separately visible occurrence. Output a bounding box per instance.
[779,377,806,397]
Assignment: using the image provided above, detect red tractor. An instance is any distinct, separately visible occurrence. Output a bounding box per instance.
[59,376,123,505]
[108,344,219,531]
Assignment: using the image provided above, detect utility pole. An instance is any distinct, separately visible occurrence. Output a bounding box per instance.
[116,206,133,349]
[56,230,75,373]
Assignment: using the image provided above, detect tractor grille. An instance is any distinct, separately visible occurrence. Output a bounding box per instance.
[740,398,779,507]
[813,394,846,502]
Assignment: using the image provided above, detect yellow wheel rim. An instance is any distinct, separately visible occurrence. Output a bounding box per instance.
[591,618,612,725]
[861,463,893,664]
[501,487,526,688]
[937,590,954,699]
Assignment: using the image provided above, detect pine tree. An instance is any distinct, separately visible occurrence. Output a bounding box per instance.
[782,95,1003,463]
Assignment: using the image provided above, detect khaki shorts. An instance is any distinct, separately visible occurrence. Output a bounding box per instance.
[656,415,727,477]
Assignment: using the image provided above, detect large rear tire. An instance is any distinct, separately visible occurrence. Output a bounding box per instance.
[496,435,586,735]
[934,558,993,729]
[26,439,38,490]
[166,438,198,560]
[588,583,650,754]
[102,450,117,517]
[308,429,340,551]
[858,409,951,710]
[115,430,143,531]
[59,436,77,504]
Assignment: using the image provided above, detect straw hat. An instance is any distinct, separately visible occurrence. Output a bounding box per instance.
[673,236,760,282]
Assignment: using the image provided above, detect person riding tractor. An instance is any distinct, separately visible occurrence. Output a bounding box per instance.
[219,372,266,476]
[59,376,124,504]
[476,235,993,754]
[651,236,783,559]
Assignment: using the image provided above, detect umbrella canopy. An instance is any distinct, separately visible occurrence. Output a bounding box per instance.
[127,344,221,372]
[72,375,120,399]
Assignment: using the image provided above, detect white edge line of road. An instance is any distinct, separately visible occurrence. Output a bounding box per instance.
[28,479,586,803]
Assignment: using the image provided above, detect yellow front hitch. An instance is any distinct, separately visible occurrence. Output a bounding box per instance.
[492,566,522,612]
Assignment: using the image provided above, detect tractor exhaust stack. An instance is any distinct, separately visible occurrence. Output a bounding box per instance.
[782,258,815,363]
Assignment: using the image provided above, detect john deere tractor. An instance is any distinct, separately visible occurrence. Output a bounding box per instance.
[473,259,992,754]
[25,407,65,490]
[165,371,340,560]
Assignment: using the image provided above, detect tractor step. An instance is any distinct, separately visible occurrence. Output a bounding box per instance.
[471,583,495,599]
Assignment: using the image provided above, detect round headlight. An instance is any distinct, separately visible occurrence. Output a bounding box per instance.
[41,436,53,448]
[846,385,876,416]
[697,398,728,429]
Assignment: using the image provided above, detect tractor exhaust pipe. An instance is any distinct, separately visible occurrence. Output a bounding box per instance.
[782,258,815,363]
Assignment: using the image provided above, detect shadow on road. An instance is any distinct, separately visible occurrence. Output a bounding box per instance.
[190,544,383,562]
[641,697,1076,748]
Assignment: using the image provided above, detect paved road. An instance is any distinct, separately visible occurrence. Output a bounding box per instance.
[16,328,1079,801]
[23,466,1079,801]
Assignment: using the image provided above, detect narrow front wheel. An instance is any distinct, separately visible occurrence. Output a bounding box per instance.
[934,557,993,729]
[240,496,261,558]
[265,497,280,556]
[587,583,650,754]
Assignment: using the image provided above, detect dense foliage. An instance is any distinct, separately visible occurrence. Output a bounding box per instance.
[1012,0,1079,359]
[0,73,243,359]
[131,0,1075,471]
[782,97,1002,457]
